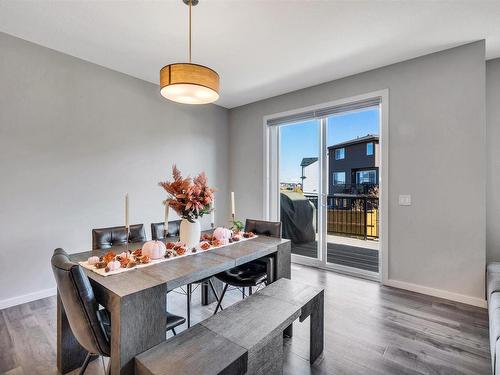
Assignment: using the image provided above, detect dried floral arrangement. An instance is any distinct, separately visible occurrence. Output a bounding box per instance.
[159,165,215,222]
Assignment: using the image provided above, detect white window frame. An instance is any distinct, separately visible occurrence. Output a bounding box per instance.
[356,169,377,184]
[263,89,389,284]
[335,148,345,160]
[366,142,374,156]
[333,171,346,185]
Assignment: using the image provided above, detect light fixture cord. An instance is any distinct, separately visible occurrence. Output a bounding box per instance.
[188,0,192,63]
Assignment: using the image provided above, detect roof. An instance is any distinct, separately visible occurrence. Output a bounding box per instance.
[300,157,318,167]
[328,134,379,149]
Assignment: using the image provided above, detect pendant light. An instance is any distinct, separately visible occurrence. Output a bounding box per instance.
[160,0,220,104]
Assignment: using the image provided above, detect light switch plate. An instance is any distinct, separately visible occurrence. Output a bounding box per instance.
[399,194,411,206]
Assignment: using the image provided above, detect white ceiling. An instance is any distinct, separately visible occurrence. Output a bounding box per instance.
[1,1,499,108]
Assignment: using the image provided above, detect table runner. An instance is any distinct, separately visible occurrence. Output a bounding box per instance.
[79,235,258,277]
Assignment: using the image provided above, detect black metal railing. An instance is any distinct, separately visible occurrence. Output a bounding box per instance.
[303,193,379,240]
[331,183,378,195]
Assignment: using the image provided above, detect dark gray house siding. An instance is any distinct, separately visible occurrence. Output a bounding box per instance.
[328,135,379,195]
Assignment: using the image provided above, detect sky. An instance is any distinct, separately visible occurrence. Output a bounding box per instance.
[279,108,379,183]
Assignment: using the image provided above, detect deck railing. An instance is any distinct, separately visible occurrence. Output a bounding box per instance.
[331,183,378,195]
[304,194,379,240]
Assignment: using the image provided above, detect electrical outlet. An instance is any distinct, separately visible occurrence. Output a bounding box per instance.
[399,195,411,206]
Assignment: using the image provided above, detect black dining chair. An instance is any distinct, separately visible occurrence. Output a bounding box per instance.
[151,220,181,241]
[151,221,221,328]
[91,223,185,333]
[92,224,146,250]
[214,219,281,314]
[51,249,186,375]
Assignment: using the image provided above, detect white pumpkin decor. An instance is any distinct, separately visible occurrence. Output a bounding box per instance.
[213,227,232,245]
[142,240,167,259]
[87,256,100,266]
[106,260,121,272]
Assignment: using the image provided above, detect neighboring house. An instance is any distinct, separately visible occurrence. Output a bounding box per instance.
[300,157,319,194]
[328,134,379,195]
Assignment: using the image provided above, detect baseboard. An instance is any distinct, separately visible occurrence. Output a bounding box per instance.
[384,279,487,308]
[0,287,57,310]
[1,279,486,310]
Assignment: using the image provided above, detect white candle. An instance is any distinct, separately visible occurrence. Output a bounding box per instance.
[164,201,169,228]
[125,193,129,229]
[211,195,215,226]
[231,192,235,216]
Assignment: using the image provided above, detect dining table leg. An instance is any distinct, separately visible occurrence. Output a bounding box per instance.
[109,283,167,375]
[57,292,90,374]
[201,277,223,305]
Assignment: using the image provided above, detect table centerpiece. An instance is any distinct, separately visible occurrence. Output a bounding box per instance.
[159,165,215,248]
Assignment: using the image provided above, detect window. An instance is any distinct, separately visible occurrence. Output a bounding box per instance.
[335,148,345,160]
[333,172,346,185]
[356,170,377,184]
[366,142,374,156]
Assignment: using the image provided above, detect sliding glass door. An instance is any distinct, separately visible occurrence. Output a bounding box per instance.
[324,109,380,275]
[278,119,320,260]
[267,93,384,279]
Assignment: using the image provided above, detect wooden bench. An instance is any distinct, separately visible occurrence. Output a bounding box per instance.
[135,324,247,375]
[135,278,324,375]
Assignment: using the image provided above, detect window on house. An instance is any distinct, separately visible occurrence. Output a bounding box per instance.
[356,170,377,184]
[366,142,374,156]
[335,148,345,160]
[333,172,346,185]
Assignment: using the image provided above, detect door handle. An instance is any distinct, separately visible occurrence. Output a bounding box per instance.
[321,194,327,207]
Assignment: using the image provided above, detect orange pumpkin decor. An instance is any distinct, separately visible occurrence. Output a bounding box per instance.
[199,241,211,251]
[175,246,187,256]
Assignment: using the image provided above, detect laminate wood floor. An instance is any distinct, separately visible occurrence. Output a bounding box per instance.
[0,264,490,375]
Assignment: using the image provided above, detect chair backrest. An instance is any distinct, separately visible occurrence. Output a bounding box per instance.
[151,220,181,241]
[51,248,110,356]
[92,224,146,250]
[245,219,281,238]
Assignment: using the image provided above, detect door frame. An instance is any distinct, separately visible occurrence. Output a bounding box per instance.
[263,89,389,284]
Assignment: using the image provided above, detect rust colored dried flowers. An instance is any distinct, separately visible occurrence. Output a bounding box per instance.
[159,165,215,222]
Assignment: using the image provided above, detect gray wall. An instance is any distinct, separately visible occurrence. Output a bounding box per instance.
[0,33,229,305]
[229,42,486,304]
[487,58,500,262]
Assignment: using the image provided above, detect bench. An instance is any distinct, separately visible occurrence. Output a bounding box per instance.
[135,324,247,375]
[135,278,324,375]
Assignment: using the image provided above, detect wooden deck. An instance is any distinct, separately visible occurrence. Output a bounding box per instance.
[291,240,379,273]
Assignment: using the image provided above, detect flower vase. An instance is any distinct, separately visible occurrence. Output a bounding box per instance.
[180,218,201,249]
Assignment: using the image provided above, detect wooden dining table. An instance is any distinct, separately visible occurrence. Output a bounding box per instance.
[58,235,291,375]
